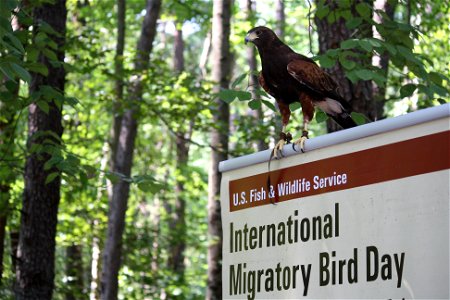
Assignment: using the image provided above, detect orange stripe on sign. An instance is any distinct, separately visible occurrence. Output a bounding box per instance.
[229,131,450,212]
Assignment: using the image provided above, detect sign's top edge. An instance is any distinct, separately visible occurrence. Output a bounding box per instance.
[219,103,450,173]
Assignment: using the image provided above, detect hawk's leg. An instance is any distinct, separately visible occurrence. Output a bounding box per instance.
[273,102,292,159]
[293,119,309,153]
[273,129,292,159]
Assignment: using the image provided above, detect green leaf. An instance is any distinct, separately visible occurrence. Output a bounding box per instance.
[6,32,25,53]
[79,170,88,186]
[368,38,382,48]
[351,112,366,125]
[428,72,446,85]
[39,21,61,37]
[358,40,373,52]
[217,89,236,103]
[45,172,59,184]
[345,70,358,83]
[430,83,448,97]
[261,99,277,112]
[0,63,16,82]
[65,96,79,107]
[232,73,247,89]
[346,18,362,29]
[315,110,328,123]
[36,100,50,114]
[371,70,387,87]
[248,99,261,110]
[43,155,63,171]
[34,31,48,48]
[395,32,414,49]
[137,181,164,193]
[341,39,359,50]
[355,2,372,19]
[338,55,356,70]
[11,63,31,83]
[42,48,58,61]
[316,5,330,19]
[235,91,252,101]
[289,102,301,111]
[417,84,433,99]
[326,12,336,23]
[396,46,417,62]
[382,42,397,55]
[339,9,352,20]
[27,62,49,76]
[354,69,374,81]
[27,47,39,62]
[318,55,335,68]
[400,83,417,98]
[83,165,97,178]
[253,89,270,98]
[105,172,120,184]
[2,0,18,12]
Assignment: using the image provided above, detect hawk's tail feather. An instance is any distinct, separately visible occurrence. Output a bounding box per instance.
[331,113,357,129]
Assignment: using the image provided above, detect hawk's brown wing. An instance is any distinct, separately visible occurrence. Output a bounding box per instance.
[287,59,345,104]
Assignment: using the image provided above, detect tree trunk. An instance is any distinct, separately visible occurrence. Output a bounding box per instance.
[110,0,126,176]
[173,25,184,72]
[272,0,285,137]
[1,2,27,285]
[15,0,67,299]
[315,0,375,132]
[0,214,6,285]
[275,0,285,38]
[372,0,397,119]
[199,31,212,78]
[167,23,189,288]
[66,244,85,300]
[10,231,19,275]
[0,97,14,286]
[207,1,232,299]
[89,220,101,300]
[100,0,161,299]
[0,91,13,286]
[89,142,109,300]
[245,0,267,152]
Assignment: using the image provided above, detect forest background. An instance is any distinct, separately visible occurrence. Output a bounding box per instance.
[0,0,448,299]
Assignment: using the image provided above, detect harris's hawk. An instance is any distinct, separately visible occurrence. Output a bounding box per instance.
[245,26,356,157]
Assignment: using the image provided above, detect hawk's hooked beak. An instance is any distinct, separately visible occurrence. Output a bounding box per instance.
[245,31,258,45]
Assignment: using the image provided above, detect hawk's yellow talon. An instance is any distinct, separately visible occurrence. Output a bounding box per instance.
[273,139,286,159]
[293,136,308,153]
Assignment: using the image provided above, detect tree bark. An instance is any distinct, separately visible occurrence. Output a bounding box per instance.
[10,231,19,275]
[167,23,189,287]
[372,0,397,119]
[199,31,212,78]
[207,1,232,299]
[0,99,14,286]
[275,0,285,38]
[66,244,85,300]
[0,214,6,285]
[89,142,109,300]
[100,0,161,299]
[0,2,27,285]
[273,0,285,137]
[15,0,67,299]
[245,0,267,152]
[110,0,126,176]
[315,0,375,132]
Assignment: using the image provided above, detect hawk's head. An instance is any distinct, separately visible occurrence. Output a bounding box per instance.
[245,26,278,47]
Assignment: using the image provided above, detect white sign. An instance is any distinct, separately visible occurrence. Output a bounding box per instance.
[220,109,449,299]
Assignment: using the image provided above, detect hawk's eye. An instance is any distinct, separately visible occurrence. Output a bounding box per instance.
[256,30,261,35]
